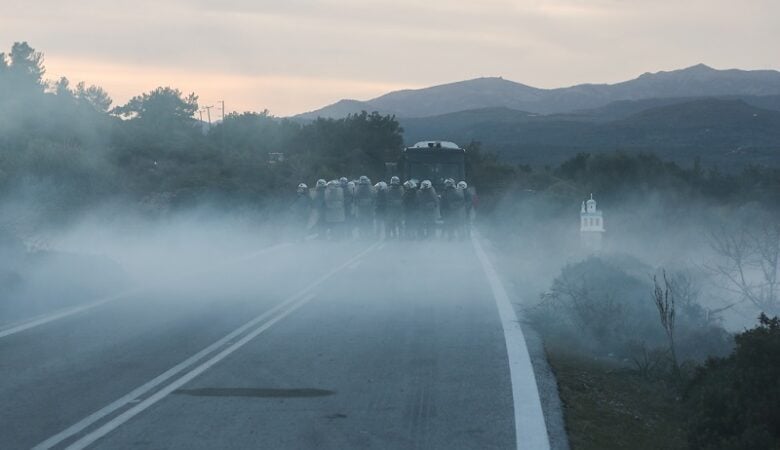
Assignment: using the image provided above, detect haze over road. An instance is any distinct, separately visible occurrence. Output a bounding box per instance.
[0,239,549,449]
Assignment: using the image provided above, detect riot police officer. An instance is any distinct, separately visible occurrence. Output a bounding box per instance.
[385,176,405,239]
[353,175,375,239]
[312,179,327,239]
[290,183,312,240]
[417,180,439,239]
[402,180,419,239]
[323,180,346,239]
[441,178,466,240]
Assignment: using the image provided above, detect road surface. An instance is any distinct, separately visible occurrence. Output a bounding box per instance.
[0,239,549,449]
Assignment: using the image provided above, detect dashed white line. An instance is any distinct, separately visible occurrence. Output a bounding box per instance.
[472,233,550,450]
[0,242,291,340]
[0,289,142,340]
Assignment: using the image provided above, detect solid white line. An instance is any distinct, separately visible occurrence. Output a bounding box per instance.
[67,293,316,450]
[35,242,378,450]
[472,233,550,450]
[1,242,291,341]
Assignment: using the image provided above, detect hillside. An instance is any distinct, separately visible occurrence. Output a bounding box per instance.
[296,64,780,119]
[400,99,780,168]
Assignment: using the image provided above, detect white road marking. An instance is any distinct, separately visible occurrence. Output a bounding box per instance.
[0,289,142,340]
[472,233,550,450]
[0,242,291,340]
[67,293,316,450]
[34,242,378,450]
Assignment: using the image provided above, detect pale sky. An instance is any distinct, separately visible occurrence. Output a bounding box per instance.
[1,0,778,116]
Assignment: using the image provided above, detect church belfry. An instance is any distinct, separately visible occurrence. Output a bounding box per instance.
[580,194,605,251]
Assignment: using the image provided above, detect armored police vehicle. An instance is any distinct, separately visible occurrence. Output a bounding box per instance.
[399,141,466,188]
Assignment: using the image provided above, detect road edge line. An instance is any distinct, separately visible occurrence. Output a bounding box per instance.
[472,232,551,450]
[1,242,291,340]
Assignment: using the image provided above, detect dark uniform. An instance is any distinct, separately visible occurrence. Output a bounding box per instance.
[402,183,419,239]
[340,178,354,231]
[375,185,387,238]
[417,185,439,239]
[354,182,375,239]
[324,182,346,239]
[441,184,467,240]
[290,187,312,240]
[312,182,327,239]
[385,184,405,239]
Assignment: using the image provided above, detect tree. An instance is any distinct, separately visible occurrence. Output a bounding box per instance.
[75,81,112,112]
[113,86,198,124]
[685,314,780,449]
[653,270,681,379]
[7,41,45,90]
[708,209,780,316]
[54,76,73,97]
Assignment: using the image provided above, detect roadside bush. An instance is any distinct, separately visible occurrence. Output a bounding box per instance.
[530,256,733,369]
[685,314,780,450]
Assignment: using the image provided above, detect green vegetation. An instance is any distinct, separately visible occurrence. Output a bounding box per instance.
[685,314,780,449]
[531,260,780,449]
[548,347,687,450]
[3,41,780,450]
[0,42,403,221]
[530,256,779,450]
[401,98,780,168]
[3,42,780,226]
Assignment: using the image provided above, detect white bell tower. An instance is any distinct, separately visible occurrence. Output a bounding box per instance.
[580,194,605,251]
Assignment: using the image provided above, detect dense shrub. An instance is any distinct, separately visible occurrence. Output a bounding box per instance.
[530,256,733,366]
[685,314,780,450]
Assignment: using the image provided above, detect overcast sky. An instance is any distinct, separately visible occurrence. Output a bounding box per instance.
[1,0,778,116]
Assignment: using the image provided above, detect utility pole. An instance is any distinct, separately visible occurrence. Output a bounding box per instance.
[218,100,226,152]
[203,105,213,126]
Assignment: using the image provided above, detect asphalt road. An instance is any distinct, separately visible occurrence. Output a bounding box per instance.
[0,239,548,449]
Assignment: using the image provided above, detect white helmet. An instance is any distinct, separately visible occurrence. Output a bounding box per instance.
[359,175,370,185]
[339,177,348,184]
[444,178,455,187]
[390,176,400,185]
[457,181,467,189]
[316,179,326,188]
[297,183,308,191]
[327,180,339,187]
[421,180,432,189]
[377,181,387,190]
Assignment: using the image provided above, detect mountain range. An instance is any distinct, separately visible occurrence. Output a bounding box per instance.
[294,64,780,168]
[296,64,780,119]
[399,99,780,167]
